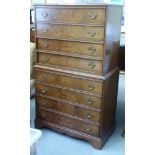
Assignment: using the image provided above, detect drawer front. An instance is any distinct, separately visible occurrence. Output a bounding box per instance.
[36,24,104,42]
[36,96,100,122]
[38,52,103,75]
[37,39,104,58]
[35,7,105,25]
[36,83,102,109]
[35,69,103,95]
[37,108,99,136]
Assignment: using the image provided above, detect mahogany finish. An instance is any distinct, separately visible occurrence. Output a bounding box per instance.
[34,4,122,149]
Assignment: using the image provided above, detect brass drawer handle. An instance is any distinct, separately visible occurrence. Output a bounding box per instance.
[86,112,93,119]
[88,82,95,90]
[41,88,48,94]
[88,46,96,53]
[88,12,97,19]
[42,29,48,33]
[86,128,92,132]
[87,98,94,105]
[88,61,96,69]
[88,31,96,37]
[41,112,47,118]
[44,43,48,48]
[42,12,48,18]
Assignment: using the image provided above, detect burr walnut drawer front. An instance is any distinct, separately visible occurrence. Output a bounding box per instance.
[36,96,101,122]
[35,69,103,95]
[35,7,105,25]
[37,52,103,75]
[37,108,99,136]
[36,83,102,109]
[36,23,104,42]
[37,39,104,58]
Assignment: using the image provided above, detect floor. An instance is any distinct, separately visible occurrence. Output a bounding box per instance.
[30,74,125,155]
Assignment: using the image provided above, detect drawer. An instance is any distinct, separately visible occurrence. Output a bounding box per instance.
[36,83,102,109]
[35,68,103,95]
[36,96,101,122]
[35,7,105,25]
[36,23,104,42]
[37,108,99,137]
[37,52,103,75]
[37,39,104,58]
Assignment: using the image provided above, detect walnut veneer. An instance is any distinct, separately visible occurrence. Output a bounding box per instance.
[34,4,122,149]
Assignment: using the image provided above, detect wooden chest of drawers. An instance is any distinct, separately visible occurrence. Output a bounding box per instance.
[34,4,122,149]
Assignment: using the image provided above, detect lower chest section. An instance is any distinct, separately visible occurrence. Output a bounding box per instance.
[35,67,103,137]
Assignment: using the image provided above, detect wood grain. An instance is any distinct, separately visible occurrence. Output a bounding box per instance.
[35,68,103,95]
[37,38,104,58]
[34,4,121,149]
[35,83,102,109]
[36,23,104,42]
[37,108,99,137]
[37,52,103,75]
[36,95,101,122]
